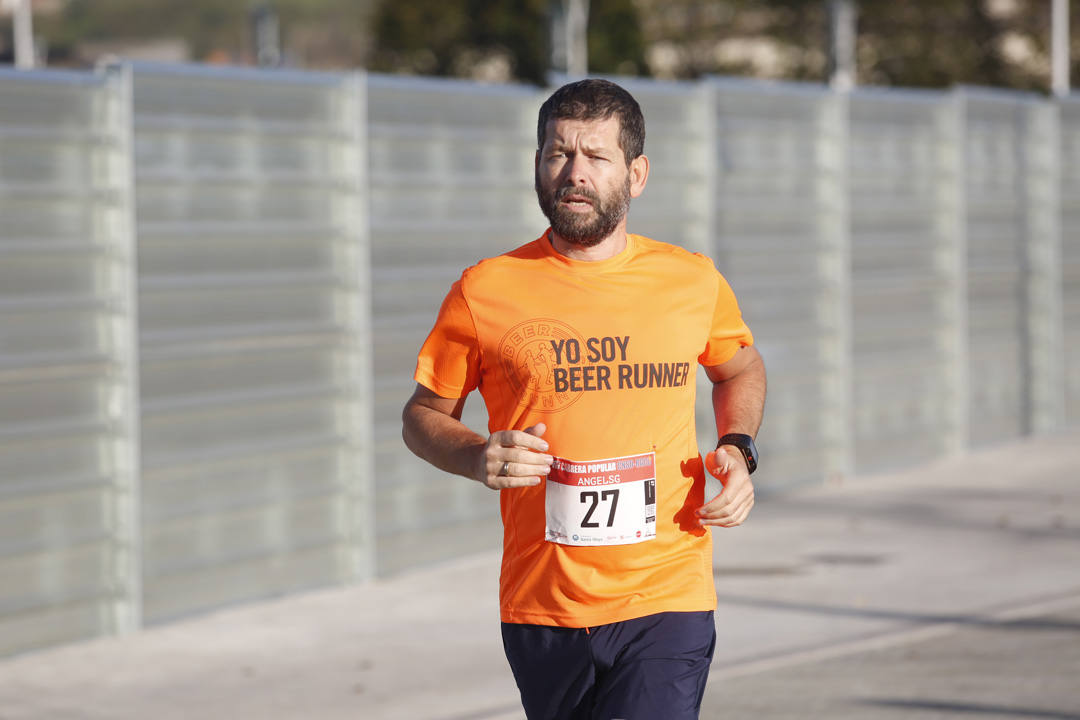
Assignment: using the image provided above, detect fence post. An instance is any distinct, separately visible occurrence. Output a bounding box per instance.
[939,91,970,455]
[339,71,376,582]
[1062,97,1080,425]
[1022,99,1065,434]
[99,61,143,635]
[697,80,720,260]
[816,89,854,481]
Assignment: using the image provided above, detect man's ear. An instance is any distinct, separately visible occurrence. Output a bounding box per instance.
[629,154,649,198]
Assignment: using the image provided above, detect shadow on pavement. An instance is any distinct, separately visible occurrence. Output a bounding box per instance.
[714,590,1080,632]
[439,703,524,720]
[861,698,1080,719]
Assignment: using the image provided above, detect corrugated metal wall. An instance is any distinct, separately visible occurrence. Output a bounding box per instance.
[0,64,1076,656]
[848,90,964,472]
[0,68,140,655]
[130,64,374,622]
[962,91,1038,445]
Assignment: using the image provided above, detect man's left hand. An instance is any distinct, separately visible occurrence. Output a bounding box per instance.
[696,446,754,527]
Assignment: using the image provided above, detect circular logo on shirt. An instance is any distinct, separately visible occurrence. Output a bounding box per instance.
[498,318,585,413]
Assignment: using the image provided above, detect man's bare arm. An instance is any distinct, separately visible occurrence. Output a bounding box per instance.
[707,344,766,440]
[402,384,553,490]
[697,345,766,527]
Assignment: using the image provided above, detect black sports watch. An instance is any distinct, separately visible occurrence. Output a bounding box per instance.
[716,433,758,475]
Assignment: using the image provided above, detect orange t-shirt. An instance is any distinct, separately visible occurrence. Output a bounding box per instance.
[415,232,753,627]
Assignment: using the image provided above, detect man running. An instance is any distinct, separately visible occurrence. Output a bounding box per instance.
[402,78,766,720]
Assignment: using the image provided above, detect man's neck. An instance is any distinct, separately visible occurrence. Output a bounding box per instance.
[549,223,629,262]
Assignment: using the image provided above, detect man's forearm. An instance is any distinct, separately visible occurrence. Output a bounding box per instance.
[402,401,485,481]
[711,353,766,440]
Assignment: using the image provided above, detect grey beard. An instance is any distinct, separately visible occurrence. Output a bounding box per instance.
[536,177,631,248]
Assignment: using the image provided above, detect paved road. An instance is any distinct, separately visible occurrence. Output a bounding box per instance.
[0,430,1077,719]
[706,599,1080,719]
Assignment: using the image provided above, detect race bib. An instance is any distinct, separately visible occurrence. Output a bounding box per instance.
[545,451,657,546]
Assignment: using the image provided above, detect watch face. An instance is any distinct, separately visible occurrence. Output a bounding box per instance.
[744,445,758,473]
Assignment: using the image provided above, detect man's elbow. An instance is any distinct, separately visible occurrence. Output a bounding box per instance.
[401,399,423,456]
[748,347,766,377]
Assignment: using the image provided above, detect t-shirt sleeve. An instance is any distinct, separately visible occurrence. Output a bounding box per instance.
[414,279,481,398]
[698,270,754,367]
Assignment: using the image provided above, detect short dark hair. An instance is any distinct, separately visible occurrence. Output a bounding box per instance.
[536,79,645,165]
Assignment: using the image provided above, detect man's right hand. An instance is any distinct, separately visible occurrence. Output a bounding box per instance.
[477,423,553,489]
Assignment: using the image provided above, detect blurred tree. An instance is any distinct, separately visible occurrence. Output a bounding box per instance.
[5,0,1077,90]
[39,0,249,63]
[852,0,1054,89]
[633,0,825,80]
[370,0,547,83]
[636,0,1080,91]
[28,0,377,67]
[589,0,650,76]
[269,0,378,68]
[369,0,648,84]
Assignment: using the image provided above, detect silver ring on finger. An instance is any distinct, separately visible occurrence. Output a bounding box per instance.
[498,460,511,477]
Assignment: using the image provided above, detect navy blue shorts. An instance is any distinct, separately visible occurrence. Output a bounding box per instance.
[501,610,716,720]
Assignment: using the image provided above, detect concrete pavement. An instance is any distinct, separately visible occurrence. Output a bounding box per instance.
[0,429,1078,719]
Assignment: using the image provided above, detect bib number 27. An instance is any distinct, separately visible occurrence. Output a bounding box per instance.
[580,488,619,528]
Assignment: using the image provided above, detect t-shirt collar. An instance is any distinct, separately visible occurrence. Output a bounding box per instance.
[541,229,637,272]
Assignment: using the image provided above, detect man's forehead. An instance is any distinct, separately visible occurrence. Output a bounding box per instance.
[544,115,621,146]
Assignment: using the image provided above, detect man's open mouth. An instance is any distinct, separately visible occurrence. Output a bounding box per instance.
[560,194,595,208]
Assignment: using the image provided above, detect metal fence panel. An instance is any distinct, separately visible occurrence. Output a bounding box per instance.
[367,75,546,574]
[962,91,1046,446]
[1064,96,1080,425]
[1,65,1077,656]
[1021,100,1065,434]
[0,68,140,655]
[130,64,372,622]
[848,89,965,472]
[710,80,851,488]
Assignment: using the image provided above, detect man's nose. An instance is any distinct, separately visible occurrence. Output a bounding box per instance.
[563,154,589,185]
